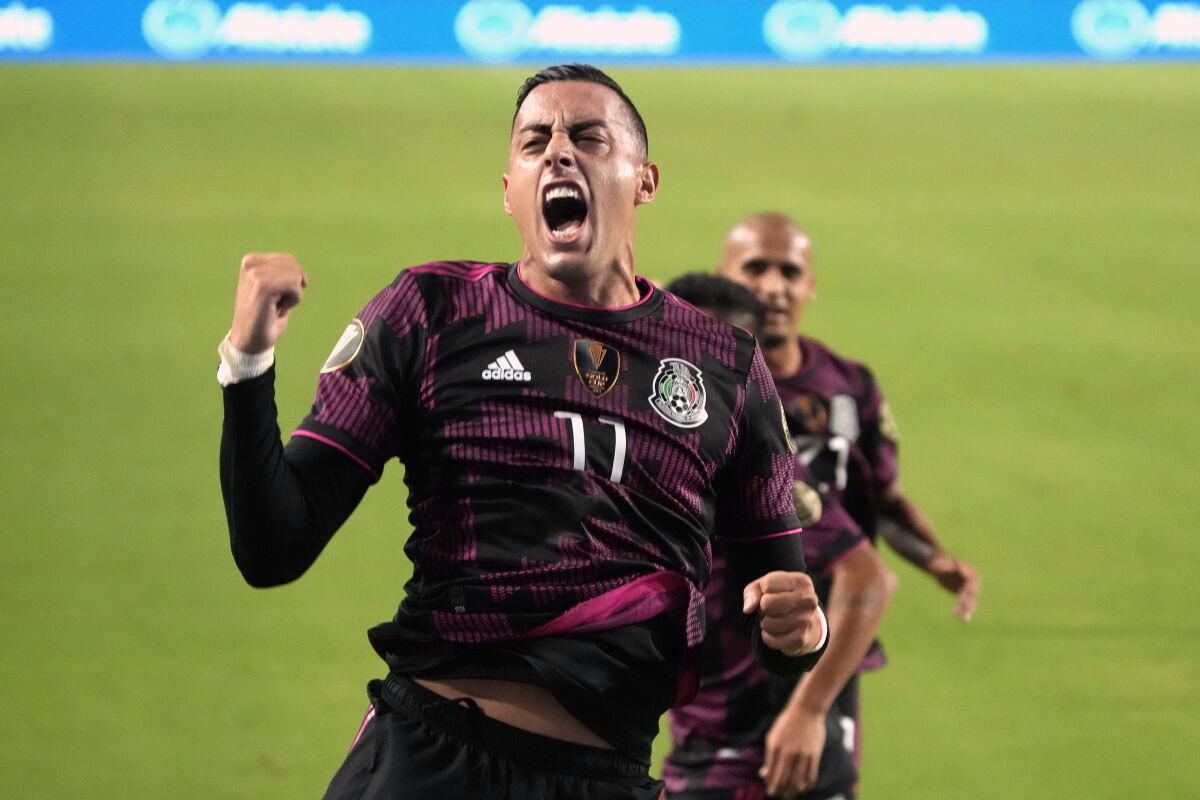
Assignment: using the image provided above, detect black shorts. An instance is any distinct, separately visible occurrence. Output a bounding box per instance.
[322,674,664,800]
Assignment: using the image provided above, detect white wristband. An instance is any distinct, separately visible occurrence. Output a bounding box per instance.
[217,333,275,387]
[807,607,829,654]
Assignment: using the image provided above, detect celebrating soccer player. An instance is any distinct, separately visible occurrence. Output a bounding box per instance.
[217,67,827,799]
[663,274,897,800]
[669,213,981,798]
[717,213,980,621]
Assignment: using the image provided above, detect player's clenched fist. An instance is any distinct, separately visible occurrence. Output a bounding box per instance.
[742,571,822,656]
[230,253,308,354]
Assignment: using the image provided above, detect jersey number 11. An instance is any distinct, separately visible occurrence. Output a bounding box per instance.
[554,411,627,483]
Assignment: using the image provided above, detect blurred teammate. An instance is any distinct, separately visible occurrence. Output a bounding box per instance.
[664,275,896,800]
[217,67,826,799]
[693,213,981,797]
[717,213,980,618]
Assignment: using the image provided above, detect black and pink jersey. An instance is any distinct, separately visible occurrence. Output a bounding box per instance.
[664,472,866,794]
[292,261,802,760]
[664,335,900,790]
[777,334,899,676]
[776,334,898,537]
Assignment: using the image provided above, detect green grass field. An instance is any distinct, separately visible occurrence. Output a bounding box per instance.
[1,63,1197,798]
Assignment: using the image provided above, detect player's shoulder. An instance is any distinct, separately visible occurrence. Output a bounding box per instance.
[800,333,879,394]
[393,258,509,305]
[660,289,758,360]
[352,260,508,332]
[398,259,509,287]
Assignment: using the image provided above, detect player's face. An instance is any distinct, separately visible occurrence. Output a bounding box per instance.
[719,227,814,345]
[504,81,658,277]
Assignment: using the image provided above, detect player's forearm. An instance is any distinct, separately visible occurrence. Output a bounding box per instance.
[876,516,937,569]
[787,545,896,714]
[220,368,366,587]
[877,490,944,568]
[878,487,980,619]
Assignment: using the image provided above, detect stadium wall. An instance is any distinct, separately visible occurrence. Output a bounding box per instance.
[2,0,1199,65]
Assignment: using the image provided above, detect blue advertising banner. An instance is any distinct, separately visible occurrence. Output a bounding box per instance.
[1,1,1198,64]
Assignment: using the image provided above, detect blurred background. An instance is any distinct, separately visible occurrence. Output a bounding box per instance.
[1,1,1198,797]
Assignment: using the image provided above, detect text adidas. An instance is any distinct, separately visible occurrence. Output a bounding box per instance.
[482,349,532,382]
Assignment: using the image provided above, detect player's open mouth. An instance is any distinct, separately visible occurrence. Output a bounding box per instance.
[542,183,589,243]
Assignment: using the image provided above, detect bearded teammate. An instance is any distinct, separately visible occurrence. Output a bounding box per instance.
[663,274,896,800]
[217,67,827,799]
[701,213,982,797]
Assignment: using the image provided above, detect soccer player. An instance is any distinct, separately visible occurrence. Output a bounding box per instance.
[692,213,981,798]
[717,213,981,620]
[663,275,897,800]
[217,66,827,799]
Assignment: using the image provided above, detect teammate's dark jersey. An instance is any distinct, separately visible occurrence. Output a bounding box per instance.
[775,334,897,674]
[662,336,899,793]
[292,261,807,762]
[775,334,898,534]
[664,461,865,796]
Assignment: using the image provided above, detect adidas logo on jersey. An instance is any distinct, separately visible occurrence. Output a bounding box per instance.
[482,350,532,382]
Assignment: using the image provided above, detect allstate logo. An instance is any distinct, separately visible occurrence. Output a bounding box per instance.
[763,0,840,61]
[1071,0,1151,59]
[455,0,532,63]
[142,0,221,59]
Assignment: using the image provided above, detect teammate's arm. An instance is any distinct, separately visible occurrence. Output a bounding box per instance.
[760,542,896,798]
[876,484,981,621]
[218,253,372,587]
[859,372,980,621]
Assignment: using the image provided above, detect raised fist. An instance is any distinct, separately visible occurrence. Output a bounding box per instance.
[229,253,308,354]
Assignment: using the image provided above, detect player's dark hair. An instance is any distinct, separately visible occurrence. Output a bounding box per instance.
[666,273,764,330]
[514,63,649,156]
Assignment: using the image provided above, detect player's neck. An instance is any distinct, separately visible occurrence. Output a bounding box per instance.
[763,335,803,378]
[518,253,641,309]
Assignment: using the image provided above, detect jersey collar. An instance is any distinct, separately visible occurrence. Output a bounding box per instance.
[507,263,663,324]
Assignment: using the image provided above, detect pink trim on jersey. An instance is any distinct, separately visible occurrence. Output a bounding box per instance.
[816,537,871,577]
[407,261,506,282]
[722,527,803,544]
[348,704,376,753]
[515,261,656,311]
[291,430,381,482]
[521,572,688,639]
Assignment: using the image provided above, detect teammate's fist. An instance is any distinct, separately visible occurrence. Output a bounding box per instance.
[230,253,308,354]
[742,571,822,656]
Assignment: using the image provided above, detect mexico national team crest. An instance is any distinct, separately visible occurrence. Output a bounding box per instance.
[649,358,708,428]
[574,339,621,397]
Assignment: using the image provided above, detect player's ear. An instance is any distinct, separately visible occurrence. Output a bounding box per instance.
[502,173,512,216]
[634,161,659,206]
